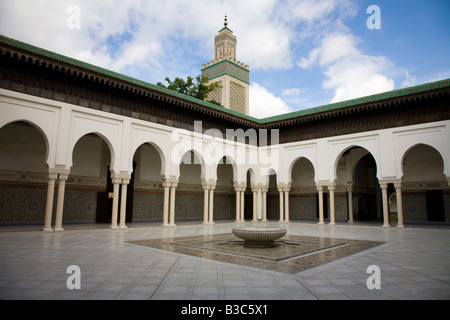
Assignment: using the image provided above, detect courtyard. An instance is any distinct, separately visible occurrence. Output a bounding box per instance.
[0,221,449,300]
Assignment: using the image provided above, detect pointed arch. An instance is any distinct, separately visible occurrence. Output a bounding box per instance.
[69,131,116,173]
[0,120,51,168]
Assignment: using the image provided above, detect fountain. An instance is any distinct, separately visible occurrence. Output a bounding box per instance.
[232,225,287,248]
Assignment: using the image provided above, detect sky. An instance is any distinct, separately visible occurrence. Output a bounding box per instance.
[0,0,449,119]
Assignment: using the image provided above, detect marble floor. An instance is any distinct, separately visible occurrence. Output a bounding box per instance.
[0,220,449,300]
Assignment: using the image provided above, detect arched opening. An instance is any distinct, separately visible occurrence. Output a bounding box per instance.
[336,147,382,223]
[131,143,164,223]
[177,150,204,221]
[402,144,448,223]
[267,169,278,221]
[353,153,381,221]
[70,133,112,224]
[244,168,255,221]
[289,157,317,221]
[0,121,48,225]
[215,156,236,221]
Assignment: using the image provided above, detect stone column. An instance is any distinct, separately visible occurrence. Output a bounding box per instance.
[346,184,354,223]
[234,188,240,222]
[169,182,177,226]
[394,182,404,228]
[54,173,69,232]
[110,178,121,229]
[162,182,171,227]
[278,187,284,222]
[209,184,215,224]
[262,187,268,222]
[119,178,130,229]
[328,184,336,225]
[380,182,390,227]
[203,185,210,224]
[43,172,58,232]
[252,187,258,221]
[317,185,324,225]
[240,188,245,222]
[284,188,290,223]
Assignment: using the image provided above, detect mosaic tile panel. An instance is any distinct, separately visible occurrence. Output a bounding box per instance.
[129,233,384,274]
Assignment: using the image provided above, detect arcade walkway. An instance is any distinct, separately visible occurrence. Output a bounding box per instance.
[0,221,449,300]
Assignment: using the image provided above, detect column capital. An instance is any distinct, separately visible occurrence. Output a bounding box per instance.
[48,172,59,180]
[162,181,172,188]
[394,181,402,189]
[379,180,389,189]
[112,178,122,184]
[58,173,69,181]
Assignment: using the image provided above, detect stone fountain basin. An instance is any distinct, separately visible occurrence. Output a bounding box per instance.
[232,226,287,248]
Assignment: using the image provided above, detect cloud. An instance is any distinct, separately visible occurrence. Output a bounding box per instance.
[298,32,395,103]
[249,83,293,118]
[0,0,362,78]
[282,88,302,97]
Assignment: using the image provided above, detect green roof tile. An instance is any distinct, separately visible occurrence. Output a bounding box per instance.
[1,34,449,125]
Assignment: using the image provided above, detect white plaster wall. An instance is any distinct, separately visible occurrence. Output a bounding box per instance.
[1,89,449,191]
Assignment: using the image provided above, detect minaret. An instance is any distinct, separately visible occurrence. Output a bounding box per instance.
[201,15,250,115]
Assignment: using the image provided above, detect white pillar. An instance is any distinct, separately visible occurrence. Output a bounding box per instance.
[284,188,290,223]
[278,187,284,222]
[395,182,404,228]
[209,185,215,224]
[317,185,324,225]
[240,188,245,222]
[43,172,58,232]
[257,188,262,221]
[252,188,257,221]
[54,173,68,232]
[235,188,241,222]
[380,182,390,227]
[262,187,268,222]
[346,184,354,223]
[162,182,170,227]
[119,178,129,229]
[203,185,210,224]
[110,178,121,229]
[169,183,177,226]
[328,185,336,225]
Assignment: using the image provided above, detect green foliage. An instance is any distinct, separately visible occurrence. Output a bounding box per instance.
[157,75,223,106]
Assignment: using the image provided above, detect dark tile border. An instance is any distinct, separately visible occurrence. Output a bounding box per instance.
[128,234,384,274]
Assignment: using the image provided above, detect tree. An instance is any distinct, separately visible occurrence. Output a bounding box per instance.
[157,75,223,106]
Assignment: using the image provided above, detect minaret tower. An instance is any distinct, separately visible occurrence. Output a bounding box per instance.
[201,15,250,115]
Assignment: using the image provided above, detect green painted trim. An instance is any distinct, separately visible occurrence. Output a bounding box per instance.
[0,34,259,123]
[201,59,249,73]
[260,78,450,122]
[219,26,233,33]
[206,72,250,85]
[1,34,449,125]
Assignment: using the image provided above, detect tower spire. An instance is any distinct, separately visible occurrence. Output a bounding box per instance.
[224,14,228,28]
